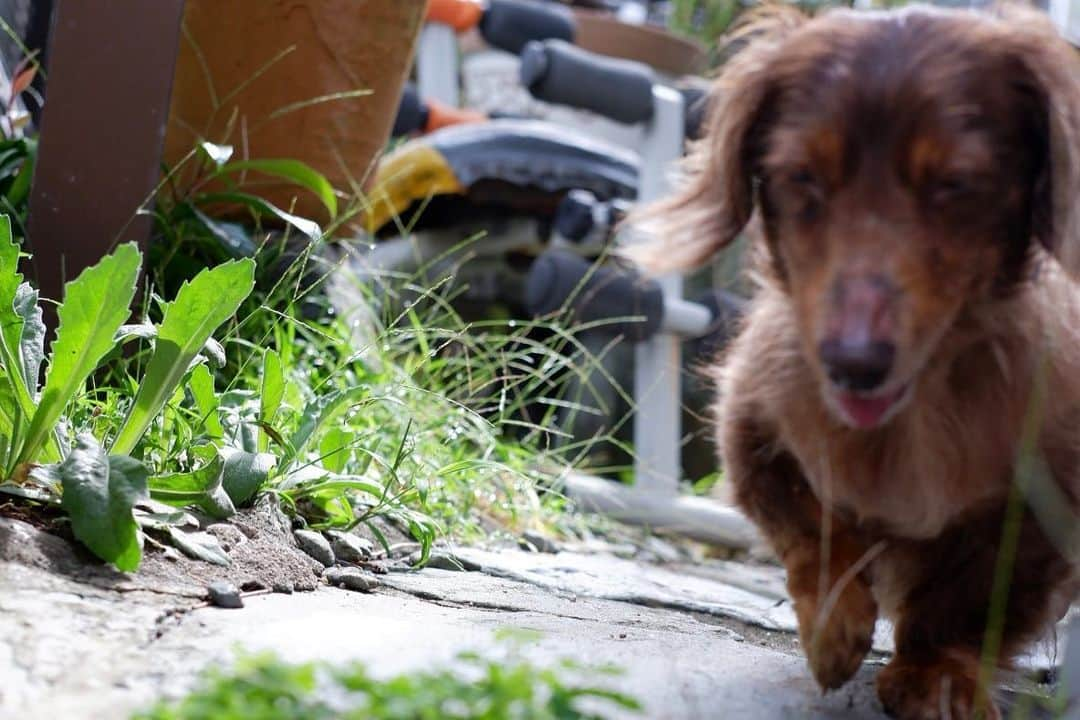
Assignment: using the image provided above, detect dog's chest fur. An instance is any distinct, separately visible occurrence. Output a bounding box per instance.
[720,275,1080,541]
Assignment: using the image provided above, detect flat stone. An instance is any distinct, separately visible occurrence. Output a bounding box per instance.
[450,547,799,632]
[326,531,375,563]
[207,581,243,609]
[324,567,379,593]
[410,551,479,571]
[292,529,334,568]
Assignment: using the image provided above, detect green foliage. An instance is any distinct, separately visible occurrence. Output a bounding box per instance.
[0,136,34,234]
[40,434,149,573]
[0,238,255,571]
[111,258,255,455]
[667,0,863,66]
[134,645,641,720]
[0,121,601,572]
[152,142,332,296]
[668,0,742,46]
[18,242,140,467]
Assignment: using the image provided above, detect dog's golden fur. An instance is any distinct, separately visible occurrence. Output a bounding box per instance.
[636,4,1080,718]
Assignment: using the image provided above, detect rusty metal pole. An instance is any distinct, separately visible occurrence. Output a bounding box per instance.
[25,0,185,314]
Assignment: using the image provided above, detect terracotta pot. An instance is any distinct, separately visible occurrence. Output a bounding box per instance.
[163,0,427,225]
[572,9,707,77]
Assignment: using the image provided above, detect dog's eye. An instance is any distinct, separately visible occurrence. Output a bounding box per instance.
[788,168,819,188]
[784,168,825,221]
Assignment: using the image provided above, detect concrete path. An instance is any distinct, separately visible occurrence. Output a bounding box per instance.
[0,513,1069,720]
[0,558,884,720]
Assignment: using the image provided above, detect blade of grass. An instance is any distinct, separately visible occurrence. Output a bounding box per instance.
[213,159,337,217]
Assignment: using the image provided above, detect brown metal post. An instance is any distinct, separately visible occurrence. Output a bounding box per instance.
[25,0,185,315]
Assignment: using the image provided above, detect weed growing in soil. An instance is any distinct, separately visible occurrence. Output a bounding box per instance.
[133,636,641,720]
[0,137,612,569]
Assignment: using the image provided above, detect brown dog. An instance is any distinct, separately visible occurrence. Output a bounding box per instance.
[636,4,1080,718]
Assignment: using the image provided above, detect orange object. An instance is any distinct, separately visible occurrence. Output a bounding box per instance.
[164,1,426,224]
[426,0,484,33]
[425,99,488,133]
[573,9,707,77]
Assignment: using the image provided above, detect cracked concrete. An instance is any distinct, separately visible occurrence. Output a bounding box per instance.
[0,515,1070,720]
[0,558,883,720]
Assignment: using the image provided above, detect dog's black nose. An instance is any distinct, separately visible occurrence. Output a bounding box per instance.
[819,339,895,392]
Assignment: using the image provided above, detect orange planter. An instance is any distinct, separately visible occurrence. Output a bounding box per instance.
[573,9,707,77]
[163,0,427,225]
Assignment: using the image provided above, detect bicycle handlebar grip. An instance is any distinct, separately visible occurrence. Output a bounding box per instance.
[479,0,576,55]
[520,40,655,125]
[426,0,485,33]
[525,250,664,342]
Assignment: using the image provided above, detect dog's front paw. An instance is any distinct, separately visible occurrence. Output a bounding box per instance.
[792,580,877,691]
[876,655,999,720]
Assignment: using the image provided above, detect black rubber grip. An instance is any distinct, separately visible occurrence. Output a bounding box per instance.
[479,0,575,55]
[392,84,428,137]
[679,85,709,141]
[554,190,598,242]
[688,289,746,361]
[525,250,664,341]
[520,40,655,125]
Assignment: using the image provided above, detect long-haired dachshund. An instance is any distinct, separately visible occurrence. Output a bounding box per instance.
[636,4,1080,718]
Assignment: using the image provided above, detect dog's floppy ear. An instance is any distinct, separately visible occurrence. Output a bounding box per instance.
[1004,8,1080,277]
[625,5,804,274]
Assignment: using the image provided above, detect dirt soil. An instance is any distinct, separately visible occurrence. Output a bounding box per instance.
[0,496,324,599]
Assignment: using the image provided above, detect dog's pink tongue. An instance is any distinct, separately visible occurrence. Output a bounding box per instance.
[839,392,899,429]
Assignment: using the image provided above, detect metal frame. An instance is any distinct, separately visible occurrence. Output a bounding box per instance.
[1049,0,1080,45]
[560,85,757,548]
[416,22,460,107]
[629,85,684,493]
[412,16,758,547]
[1065,617,1080,719]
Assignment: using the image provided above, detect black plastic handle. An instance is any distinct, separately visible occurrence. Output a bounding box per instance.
[687,289,746,361]
[392,83,428,138]
[520,39,655,125]
[678,84,709,141]
[525,250,663,341]
[480,0,576,55]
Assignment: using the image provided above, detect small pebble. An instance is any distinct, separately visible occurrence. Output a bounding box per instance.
[519,531,560,554]
[324,566,379,593]
[207,581,243,609]
[387,541,422,559]
[160,546,183,562]
[326,530,375,563]
[293,529,335,567]
[271,581,294,594]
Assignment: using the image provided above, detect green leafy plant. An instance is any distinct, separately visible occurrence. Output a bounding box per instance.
[152,142,336,297]
[134,640,641,720]
[0,135,34,233]
[0,218,255,571]
[0,116,610,573]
